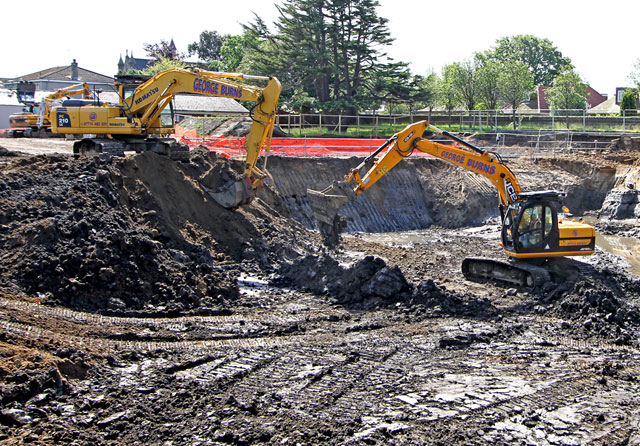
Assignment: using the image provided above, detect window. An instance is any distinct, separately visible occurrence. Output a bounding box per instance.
[123,86,136,101]
[518,204,551,248]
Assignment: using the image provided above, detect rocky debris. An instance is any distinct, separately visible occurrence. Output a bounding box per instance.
[599,189,639,219]
[549,272,640,340]
[410,279,497,319]
[274,254,411,306]
[595,219,640,238]
[608,135,640,151]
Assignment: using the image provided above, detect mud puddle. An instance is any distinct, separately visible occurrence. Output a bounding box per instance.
[597,233,640,276]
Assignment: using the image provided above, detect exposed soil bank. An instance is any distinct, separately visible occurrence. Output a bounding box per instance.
[265,154,621,232]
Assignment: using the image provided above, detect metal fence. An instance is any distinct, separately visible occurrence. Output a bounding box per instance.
[275,110,640,136]
[176,110,640,138]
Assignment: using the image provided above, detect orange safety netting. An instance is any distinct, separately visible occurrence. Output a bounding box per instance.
[173,126,433,158]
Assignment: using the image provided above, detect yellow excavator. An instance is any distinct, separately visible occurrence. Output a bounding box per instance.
[50,68,281,208]
[9,83,93,137]
[308,121,596,287]
[8,104,39,136]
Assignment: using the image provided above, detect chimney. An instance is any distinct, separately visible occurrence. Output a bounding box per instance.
[71,59,79,80]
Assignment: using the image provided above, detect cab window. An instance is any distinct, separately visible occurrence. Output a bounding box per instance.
[518,204,552,248]
[123,86,136,101]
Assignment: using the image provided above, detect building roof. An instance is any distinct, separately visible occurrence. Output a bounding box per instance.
[9,61,113,84]
[587,97,620,115]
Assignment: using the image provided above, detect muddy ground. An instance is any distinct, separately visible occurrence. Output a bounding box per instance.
[0,138,639,445]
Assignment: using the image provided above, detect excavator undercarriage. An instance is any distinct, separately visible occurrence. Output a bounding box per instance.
[461,257,550,288]
[73,137,190,161]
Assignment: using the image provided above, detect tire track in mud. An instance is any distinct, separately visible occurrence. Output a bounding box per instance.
[0,296,349,327]
[2,293,639,443]
[142,314,640,445]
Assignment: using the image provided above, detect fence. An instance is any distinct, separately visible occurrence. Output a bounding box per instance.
[175,129,617,158]
[176,110,640,138]
[273,110,640,136]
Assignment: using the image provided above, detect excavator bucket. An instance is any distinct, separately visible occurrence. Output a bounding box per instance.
[306,181,354,225]
[202,175,255,209]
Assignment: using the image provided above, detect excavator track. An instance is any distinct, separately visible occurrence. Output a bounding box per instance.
[462,257,550,288]
[73,137,190,161]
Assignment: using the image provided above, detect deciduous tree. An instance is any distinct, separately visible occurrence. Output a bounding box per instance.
[143,39,184,61]
[450,58,480,112]
[476,54,501,110]
[545,68,587,129]
[437,64,461,127]
[491,35,572,86]
[629,57,640,90]
[620,89,638,116]
[498,60,534,129]
[139,57,187,76]
[188,31,226,63]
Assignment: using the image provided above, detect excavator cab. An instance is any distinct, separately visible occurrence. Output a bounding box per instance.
[501,192,562,258]
[501,191,595,259]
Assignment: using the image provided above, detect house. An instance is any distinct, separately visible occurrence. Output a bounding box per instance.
[587,97,619,115]
[3,60,115,93]
[530,85,608,112]
[0,60,115,127]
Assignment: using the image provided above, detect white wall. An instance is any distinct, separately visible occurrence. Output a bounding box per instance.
[0,104,23,128]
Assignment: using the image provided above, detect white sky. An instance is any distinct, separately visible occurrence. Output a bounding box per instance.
[3,0,638,97]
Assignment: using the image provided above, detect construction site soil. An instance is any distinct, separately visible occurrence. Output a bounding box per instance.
[0,137,639,445]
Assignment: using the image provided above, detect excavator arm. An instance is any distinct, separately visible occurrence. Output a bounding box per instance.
[308,120,596,286]
[308,121,521,227]
[125,69,282,186]
[38,83,94,128]
[122,68,281,189]
[345,121,521,210]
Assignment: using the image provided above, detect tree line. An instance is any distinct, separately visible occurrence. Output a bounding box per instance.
[137,0,640,126]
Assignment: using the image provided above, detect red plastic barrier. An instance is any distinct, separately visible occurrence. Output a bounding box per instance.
[177,134,434,158]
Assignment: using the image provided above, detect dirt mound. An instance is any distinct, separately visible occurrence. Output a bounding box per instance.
[178,116,288,137]
[0,149,315,315]
[608,135,640,151]
[274,254,411,307]
[0,146,21,157]
[541,261,640,342]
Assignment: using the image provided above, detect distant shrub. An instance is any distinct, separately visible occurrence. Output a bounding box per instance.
[620,89,638,116]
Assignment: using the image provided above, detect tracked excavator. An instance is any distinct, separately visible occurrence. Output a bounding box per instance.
[9,83,94,137]
[308,121,596,287]
[50,68,281,208]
